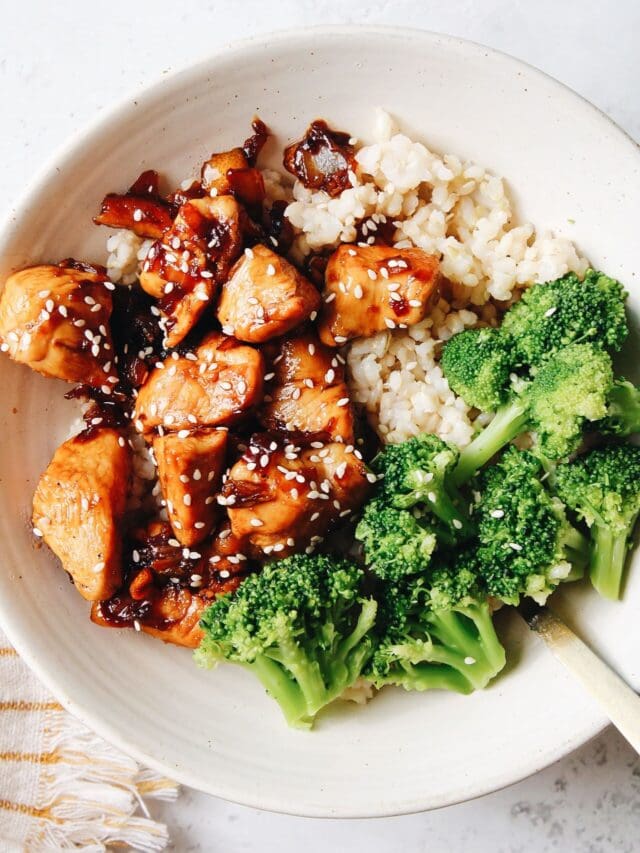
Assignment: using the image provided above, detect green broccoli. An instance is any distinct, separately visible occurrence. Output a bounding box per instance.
[441,327,514,411]
[474,448,589,604]
[453,343,614,485]
[372,433,473,538]
[555,443,640,600]
[355,498,437,581]
[501,269,628,369]
[196,554,378,729]
[597,379,640,437]
[367,553,506,694]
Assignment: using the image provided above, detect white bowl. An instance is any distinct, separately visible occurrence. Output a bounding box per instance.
[1,27,639,818]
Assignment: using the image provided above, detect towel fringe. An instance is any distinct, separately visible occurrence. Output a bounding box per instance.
[25,710,178,851]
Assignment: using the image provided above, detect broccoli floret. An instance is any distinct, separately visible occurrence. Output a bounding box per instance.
[555,443,640,600]
[441,327,513,411]
[474,448,588,604]
[453,343,614,485]
[195,554,377,729]
[373,434,473,538]
[368,554,506,694]
[597,379,640,437]
[501,269,628,369]
[355,498,437,581]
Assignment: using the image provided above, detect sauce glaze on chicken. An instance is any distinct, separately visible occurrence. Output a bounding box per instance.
[0,118,442,648]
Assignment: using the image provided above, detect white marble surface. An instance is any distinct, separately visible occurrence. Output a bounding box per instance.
[1,1,639,850]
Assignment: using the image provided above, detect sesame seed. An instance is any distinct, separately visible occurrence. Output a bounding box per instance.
[58,305,68,318]
[544,306,557,318]
[92,561,105,573]
[409,299,422,308]
[384,318,396,329]
[250,518,264,527]
[334,335,348,344]
[178,429,190,438]
[219,569,230,578]
[508,542,523,551]
[245,247,254,259]
[490,509,505,519]
[32,527,43,537]
[337,397,349,407]
[324,292,336,303]
[183,494,192,506]
[133,620,141,632]
[427,491,437,503]
[464,656,476,665]
[266,263,276,276]
[452,519,463,530]
[133,208,143,222]
[348,248,357,256]
[264,372,275,381]
[354,284,364,299]
[45,299,54,313]
[366,473,378,484]
[309,311,318,322]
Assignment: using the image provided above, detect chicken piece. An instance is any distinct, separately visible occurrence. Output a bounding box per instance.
[0,262,118,388]
[134,331,264,434]
[260,332,354,442]
[32,428,131,601]
[223,438,372,557]
[94,170,173,239]
[201,146,249,196]
[90,520,248,647]
[318,244,441,346]
[217,244,320,343]
[283,120,356,197]
[140,195,245,347]
[153,428,228,546]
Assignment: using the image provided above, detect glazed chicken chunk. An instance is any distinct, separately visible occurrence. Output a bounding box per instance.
[140,195,245,347]
[317,244,441,346]
[94,170,173,240]
[222,438,372,557]
[134,331,264,434]
[217,244,320,343]
[260,332,354,443]
[32,428,131,601]
[153,427,228,547]
[0,262,118,388]
[201,146,250,196]
[91,520,247,648]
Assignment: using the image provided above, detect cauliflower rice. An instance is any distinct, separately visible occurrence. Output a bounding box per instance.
[105,109,587,449]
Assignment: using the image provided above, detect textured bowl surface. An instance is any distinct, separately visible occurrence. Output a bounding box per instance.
[0,27,639,817]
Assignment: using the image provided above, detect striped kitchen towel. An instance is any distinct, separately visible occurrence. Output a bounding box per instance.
[0,627,178,851]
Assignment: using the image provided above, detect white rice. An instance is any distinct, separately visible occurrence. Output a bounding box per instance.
[100,109,588,451]
[284,109,588,446]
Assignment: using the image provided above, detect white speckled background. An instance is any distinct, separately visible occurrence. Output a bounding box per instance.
[1,1,639,850]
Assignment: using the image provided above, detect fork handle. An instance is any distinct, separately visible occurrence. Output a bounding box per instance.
[525,606,640,754]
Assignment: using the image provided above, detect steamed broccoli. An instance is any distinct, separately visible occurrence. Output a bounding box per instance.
[355,498,437,581]
[597,379,640,437]
[501,269,628,369]
[441,327,513,411]
[555,443,640,600]
[474,448,588,604]
[453,343,614,485]
[196,554,377,729]
[373,433,473,538]
[367,553,506,694]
